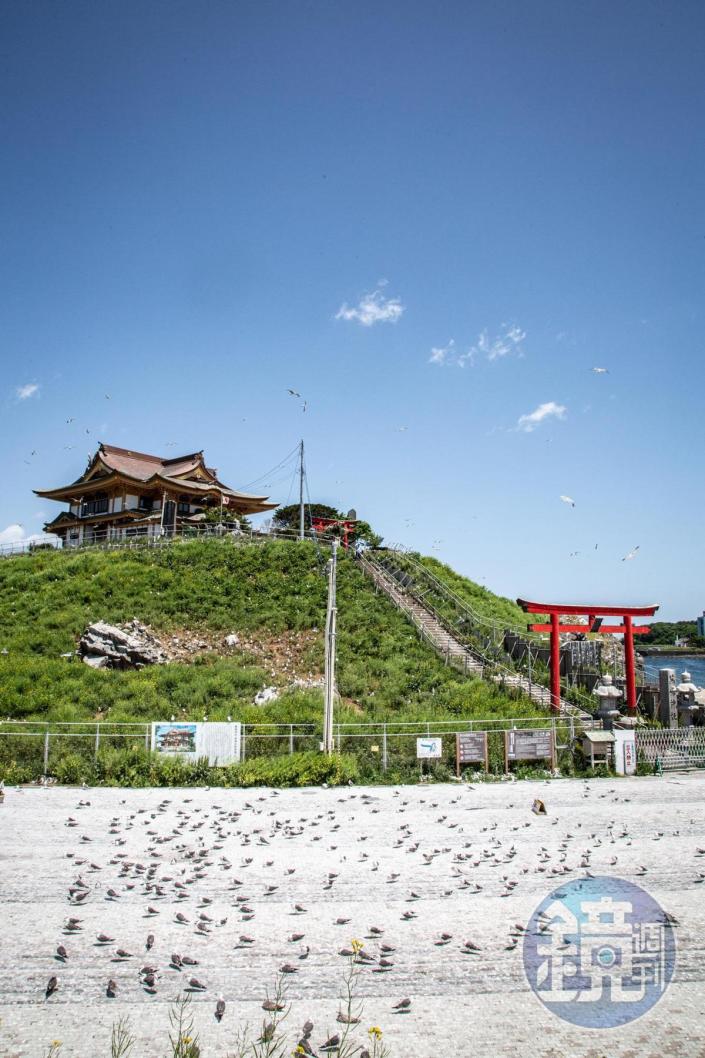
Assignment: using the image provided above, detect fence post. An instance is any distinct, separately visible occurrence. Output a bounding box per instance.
[241,726,247,762]
[289,725,294,755]
[382,724,388,772]
[43,730,50,775]
[144,725,150,751]
[94,724,101,761]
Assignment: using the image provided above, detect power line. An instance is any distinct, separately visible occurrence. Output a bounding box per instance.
[235,443,300,492]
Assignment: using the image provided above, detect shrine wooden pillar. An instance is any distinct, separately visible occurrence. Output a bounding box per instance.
[550,611,561,712]
[623,614,637,715]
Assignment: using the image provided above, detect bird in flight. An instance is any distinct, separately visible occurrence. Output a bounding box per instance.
[622,546,640,561]
[592,367,609,374]
[287,389,302,398]
[560,495,576,507]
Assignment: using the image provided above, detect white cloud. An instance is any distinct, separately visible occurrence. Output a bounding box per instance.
[480,324,526,361]
[516,401,567,433]
[335,286,404,327]
[428,324,526,368]
[0,524,25,545]
[16,382,40,400]
[0,523,59,552]
[429,340,455,365]
[428,339,474,368]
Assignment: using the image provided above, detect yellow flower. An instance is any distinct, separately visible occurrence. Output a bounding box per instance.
[182,1037,192,1045]
[351,938,363,953]
[368,1026,382,1039]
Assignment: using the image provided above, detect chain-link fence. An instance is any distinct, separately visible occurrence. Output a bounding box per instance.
[0,715,588,782]
[636,727,705,771]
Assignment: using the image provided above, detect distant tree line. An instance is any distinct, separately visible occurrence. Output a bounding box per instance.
[640,620,705,648]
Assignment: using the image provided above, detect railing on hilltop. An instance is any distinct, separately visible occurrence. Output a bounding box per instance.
[0,524,322,559]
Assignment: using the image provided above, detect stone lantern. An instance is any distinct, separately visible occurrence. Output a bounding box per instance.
[676,671,698,726]
[593,674,623,729]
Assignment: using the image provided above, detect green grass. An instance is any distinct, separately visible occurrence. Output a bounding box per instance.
[416,554,530,630]
[0,538,555,784]
[0,538,543,728]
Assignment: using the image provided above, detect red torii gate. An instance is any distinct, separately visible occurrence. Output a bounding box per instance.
[311,516,358,550]
[516,600,659,715]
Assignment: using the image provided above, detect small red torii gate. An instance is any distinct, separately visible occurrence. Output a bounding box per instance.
[517,600,659,715]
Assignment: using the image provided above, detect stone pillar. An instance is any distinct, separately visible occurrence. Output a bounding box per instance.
[676,671,698,727]
[659,668,677,728]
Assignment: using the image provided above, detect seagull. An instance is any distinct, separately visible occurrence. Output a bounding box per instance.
[45,976,58,999]
[592,367,609,374]
[393,997,412,1012]
[287,389,302,398]
[622,546,640,562]
[215,995,225,1021]
[560,495,576,508]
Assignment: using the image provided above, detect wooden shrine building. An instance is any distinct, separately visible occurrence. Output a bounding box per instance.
[35,443,277,546]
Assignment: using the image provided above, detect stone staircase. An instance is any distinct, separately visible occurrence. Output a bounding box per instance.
[359,552,592,721]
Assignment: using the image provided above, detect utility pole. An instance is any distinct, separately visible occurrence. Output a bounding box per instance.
[323,537,338,754]
[298,439,305,541]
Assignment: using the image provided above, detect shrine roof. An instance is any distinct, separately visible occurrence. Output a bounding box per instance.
[34,443,277,513]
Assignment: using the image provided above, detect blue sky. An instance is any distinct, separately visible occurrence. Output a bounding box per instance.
[1,1,703,619]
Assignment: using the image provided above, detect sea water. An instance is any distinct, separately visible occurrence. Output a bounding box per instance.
[642,654,705,688]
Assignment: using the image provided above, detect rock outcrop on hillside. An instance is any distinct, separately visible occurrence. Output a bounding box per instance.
[79,620,170,669]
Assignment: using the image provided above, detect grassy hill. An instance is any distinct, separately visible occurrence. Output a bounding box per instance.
[417,555,530,630]
[0,538,552,784]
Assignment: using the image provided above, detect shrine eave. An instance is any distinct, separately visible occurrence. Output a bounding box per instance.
[34,471,275,510]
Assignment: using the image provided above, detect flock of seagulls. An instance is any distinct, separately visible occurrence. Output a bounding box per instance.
[559,495,641,563]
[3,779,688,1056]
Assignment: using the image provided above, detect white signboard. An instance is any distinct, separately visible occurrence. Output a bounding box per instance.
[416,736,442,759]
[151,722,242,766]
[613,729,637,776]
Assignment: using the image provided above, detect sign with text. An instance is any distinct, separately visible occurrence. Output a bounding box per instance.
[151,722,242,766]
[455,732,489,775]
[416,736,443,759]
[504,729,555,770]
[613,729,637,776]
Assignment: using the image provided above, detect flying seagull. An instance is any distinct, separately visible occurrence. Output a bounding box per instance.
[560,495,576,507]
[591,367,609,374]
[622,546,640,562]
[287,388,307,412]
